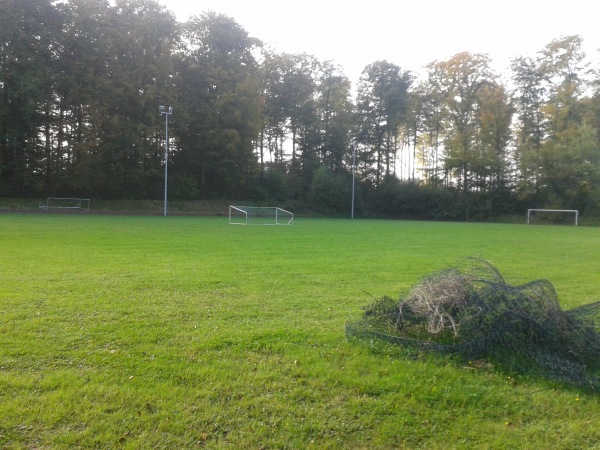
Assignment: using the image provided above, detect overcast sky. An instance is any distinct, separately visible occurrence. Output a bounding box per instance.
[157,0,599,84]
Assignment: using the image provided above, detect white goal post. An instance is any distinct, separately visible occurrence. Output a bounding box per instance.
[229,206,293,225]
[527,209,578,226]
[39,197,90,211]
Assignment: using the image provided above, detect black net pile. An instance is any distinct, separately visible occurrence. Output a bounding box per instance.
[346,258,600,391]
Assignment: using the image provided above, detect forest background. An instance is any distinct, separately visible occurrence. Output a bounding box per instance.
[1,0,600,220]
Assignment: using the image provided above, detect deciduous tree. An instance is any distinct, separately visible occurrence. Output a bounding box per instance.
[355,61,412,187]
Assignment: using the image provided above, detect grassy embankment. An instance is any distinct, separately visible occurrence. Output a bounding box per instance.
[1,215,599,448]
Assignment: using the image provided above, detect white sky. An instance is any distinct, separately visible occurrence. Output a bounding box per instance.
[158,0,599,85]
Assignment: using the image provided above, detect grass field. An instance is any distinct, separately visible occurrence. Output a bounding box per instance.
[1,214,600,448]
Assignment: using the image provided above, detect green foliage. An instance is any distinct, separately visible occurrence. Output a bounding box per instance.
[425,52,514,194]
[366,178,527,221]
[0,0,60,195]
[355,61,413,187]
[1,1,600,218]
[172,175,200,200]
[368,178,435,219]
[173,12,262,199]
[259,167,288,202]
[309,166,352,214]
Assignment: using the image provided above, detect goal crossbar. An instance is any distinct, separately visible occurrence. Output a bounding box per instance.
[39,197,90,211]
[527,209,578,226]
[229,206,293,225]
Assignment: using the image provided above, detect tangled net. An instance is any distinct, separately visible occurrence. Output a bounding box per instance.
[346,258,600,391]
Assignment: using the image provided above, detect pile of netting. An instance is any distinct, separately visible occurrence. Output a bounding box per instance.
[346,258,600,391]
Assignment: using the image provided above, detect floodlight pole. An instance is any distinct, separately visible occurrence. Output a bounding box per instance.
[159,106,173,216]
[351,144,356,219]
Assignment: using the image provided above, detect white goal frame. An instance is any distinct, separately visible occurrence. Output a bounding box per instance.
[527,209,578,226]
[39,197,90,211]
[229,206,293,225]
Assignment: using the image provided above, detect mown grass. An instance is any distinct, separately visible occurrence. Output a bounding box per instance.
[1,214,599,448]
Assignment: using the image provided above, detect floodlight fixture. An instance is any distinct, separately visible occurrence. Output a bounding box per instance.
[160,105,173,216]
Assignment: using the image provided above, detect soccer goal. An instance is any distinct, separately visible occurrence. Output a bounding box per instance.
[527,209,578,226]
[39,197,90,211]
[229,206,293,225]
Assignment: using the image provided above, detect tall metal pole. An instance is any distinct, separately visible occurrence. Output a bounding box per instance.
[163,111,168,216]
[351,144,356,219]
[160,106,173,216]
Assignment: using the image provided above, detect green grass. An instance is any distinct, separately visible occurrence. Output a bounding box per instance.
[1,214,600,448]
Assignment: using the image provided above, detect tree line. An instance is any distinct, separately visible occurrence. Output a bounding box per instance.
[2,0,599,219]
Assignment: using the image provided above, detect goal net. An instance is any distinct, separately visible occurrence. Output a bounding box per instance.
[229,206,293,225]
[346,257,600,391]
[39,197,90,211]
[527,209,578,226]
